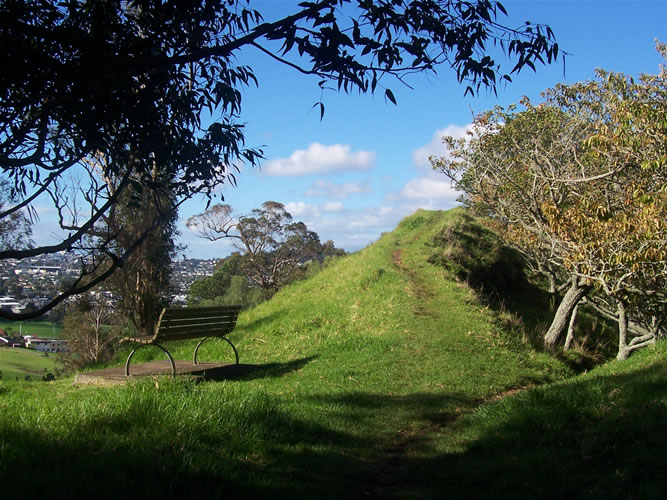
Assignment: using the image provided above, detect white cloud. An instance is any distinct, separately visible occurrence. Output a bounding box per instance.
[263,143,375,177]
[284,201,316,217]
[411,124,472,169]
[377,205,393,217]
[397,177,458,202]
[284,200,346,219]
[323,201,344,212]
[299,206,405,251]
[305,179,371,199]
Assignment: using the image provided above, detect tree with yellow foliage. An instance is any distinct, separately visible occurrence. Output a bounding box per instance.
[434,43,666,358]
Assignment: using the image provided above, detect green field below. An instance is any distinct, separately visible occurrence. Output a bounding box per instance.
[0,209,664,499]
[0,319,62,339]
[0,348,58,381]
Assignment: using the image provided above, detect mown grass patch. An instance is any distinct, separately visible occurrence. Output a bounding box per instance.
[392,341,667,499]
[0,319,63,338]
[0,348,57,381]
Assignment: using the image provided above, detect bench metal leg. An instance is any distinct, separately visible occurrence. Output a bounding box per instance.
[193,336,239,365]
[124,343,176,377]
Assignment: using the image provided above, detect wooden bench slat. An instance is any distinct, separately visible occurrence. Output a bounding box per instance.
[156,323,237,338]
[158,317,238,329]
[160,316,239,327]
[161,306,242,319]
[158,321,238,332]
[120,335,156,344]
[153,332,227,342]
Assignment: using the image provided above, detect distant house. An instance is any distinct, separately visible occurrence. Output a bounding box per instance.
[0,296,25,314]
[26,265,61,276]
[26,338,69,353]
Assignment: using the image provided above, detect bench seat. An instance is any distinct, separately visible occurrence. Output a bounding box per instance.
[119,305,242,376]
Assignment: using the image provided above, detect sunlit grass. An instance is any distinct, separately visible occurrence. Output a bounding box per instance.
[1,209,664,498]
[0,347,57,380]
[0,319,62,338]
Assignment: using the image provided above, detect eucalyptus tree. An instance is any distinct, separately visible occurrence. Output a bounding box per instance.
[0,178,32,252]
[187,201,323,294]
[0,0,562,319]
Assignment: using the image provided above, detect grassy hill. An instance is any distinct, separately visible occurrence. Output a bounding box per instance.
[0,209,664,498]
[0,348,58,381]
[0,319,63,338]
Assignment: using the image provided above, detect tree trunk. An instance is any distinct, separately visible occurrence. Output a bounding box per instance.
[616,300,630,361]
[564,302,579,351]
[544,278,591,349]
[616,302,657,361]
[548,274,557,313]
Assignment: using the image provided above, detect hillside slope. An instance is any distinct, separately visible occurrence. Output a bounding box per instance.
[0,209,664,499]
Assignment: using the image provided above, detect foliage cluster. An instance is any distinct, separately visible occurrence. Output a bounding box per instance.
[0,0,561,319]
[434,44,667,359]
[59,294,121,373]
[0,178,32,252]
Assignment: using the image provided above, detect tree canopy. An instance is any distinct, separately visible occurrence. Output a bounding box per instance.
[433,43,666,359]
[0,0,561,319]
[187,201,336,294]
[0,177,32,252]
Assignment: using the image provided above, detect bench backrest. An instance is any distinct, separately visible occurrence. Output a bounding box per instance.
[154,305,242,342]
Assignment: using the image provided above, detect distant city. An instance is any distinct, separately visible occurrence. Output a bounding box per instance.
[0,253,220,317]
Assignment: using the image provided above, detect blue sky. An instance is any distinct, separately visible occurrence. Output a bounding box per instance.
[31,1,667,259]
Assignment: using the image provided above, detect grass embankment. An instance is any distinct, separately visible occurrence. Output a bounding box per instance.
[0,209,664,498]
[0,319,62,338]
[0,348,57,380]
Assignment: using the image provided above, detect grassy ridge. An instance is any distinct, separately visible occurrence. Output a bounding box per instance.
[0,209,664,498]
[0,348,57,380]
[0,319,62,338]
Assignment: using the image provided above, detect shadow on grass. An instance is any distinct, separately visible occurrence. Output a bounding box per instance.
[2,363,664,499]
[310,390,476,426]
[204,355,319,381]
[0,386,476,499]
[235,310,283,334]
[0,400,368,499]
[370,363,667,499]
[425,211,619,364]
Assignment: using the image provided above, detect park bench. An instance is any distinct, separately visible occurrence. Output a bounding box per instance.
[120,305,242,376]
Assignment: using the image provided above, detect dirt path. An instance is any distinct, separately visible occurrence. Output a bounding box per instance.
[362,247,530,498]
[392,248,434,317]
[360,248,454,498]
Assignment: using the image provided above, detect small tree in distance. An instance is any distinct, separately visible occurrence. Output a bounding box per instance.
[187,201,336,297]
[60,294,120,373]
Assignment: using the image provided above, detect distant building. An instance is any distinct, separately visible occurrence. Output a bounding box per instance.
[31,296,52,309]
[14,265,61,276]
[0,336,25,348]
[25,338,69,353]
[0,296,25,314]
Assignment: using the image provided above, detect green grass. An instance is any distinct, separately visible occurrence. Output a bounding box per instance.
[410,341,667,499]
[0,319,63,338]
[0,209,664,498]
[0,348,58,380]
